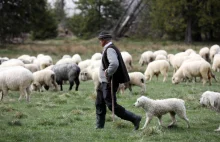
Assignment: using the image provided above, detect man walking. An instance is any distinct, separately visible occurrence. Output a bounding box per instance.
[95,31,141,130]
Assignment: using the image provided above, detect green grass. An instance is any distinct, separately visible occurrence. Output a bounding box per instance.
[0,39,220,141]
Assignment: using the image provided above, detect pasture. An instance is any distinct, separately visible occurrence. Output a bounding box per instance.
[0,38,220,142]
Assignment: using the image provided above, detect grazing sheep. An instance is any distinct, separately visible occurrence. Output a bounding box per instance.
[172,60,212,85]
[210,44,220,62]
[62,55,71,59]
[185,49,196,55]
[56,58,76,65]
[200,91,220,131]
[34,55,53,70]
[199,47,210,62]
[212,54,220,72]
[52,63,80,91]
[168,53,189,73]
[121,51,133,72]
[0,66,33,102]
[139,51,155,66]
[144,60,170,82]
[1,59,25,67]
[134,96,190,129]
[0,57,9,64]
[31,70,58,92]
[91,53,102,61]
[155,54,167,61]
[72,54,82,64]
[118,72,146,95]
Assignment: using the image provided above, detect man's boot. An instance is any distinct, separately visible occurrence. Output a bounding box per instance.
[96,115,105,129]
[120,110,142,130]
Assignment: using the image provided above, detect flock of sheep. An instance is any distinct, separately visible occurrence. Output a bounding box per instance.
[0,44,220,131]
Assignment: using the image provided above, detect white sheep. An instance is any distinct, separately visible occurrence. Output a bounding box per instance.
[168,53,189,73]
[18,55,32,64]
[199,47,210,62]
[200,91,220,131]
[91,53,102,61]
[153,50,167,58]
[31,70,58,92]
[172,60,212,85]
[1,59,25,67]
[185,49,196,55]
[210,44,220,62]
[78,59,92,71]
[144,60,170,82]
[155,54,167,60]
[139,51,155,66]
[0,57,9,64]
[121,51,133,72]
[56,58,76,65]
[0,66,33,102]
[134,96,190,129]
[62,55,71,59]
[118,72,146,95]
[212,54,220,72]
[72,54,82,64]
[34,55,53,70]
[24,64,39,73]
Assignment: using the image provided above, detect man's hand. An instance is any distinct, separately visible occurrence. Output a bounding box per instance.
[104,69,108,77]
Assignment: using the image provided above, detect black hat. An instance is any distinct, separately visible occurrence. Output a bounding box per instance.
[98,31,112,40]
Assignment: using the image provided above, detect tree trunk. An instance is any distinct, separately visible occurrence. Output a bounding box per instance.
[185,17,192,44]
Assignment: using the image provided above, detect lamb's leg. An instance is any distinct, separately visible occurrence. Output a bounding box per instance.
[157,115,163,126]
[74,77,80,91]
[168,112,176,127]
[26,86,31,102]
[141,114,152,129]
[19,88,26,102]
[177,111,190,128]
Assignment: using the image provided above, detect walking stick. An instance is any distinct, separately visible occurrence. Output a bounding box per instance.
[111,78,115,122]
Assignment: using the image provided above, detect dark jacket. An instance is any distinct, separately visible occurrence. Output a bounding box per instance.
[102,44,130,85]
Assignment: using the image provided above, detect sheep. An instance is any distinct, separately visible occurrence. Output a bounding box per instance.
[212,54,220,72]
[153,50,167,58]
[17,55,34,64]
[134,96,190,129]
[168,53,189,73]
[56,58,76,65]
[0,57,9,64]
[199,47,210,62]
[34,55,53,70]
[72,54,82,64]
[144,60,170,82]
[155,54,167,61]
[31,70,58,92]
[118,72,146,95]
[91,53,102,61]
[80,67,100,92]
[210,44,220,62]
[1,59,25,67]
[62,55,71,59]
[185,49,196,55]
[52,63,80,91]
[172,60,212,85]
[139,51,155,66]
[0,66,33,102]
[200,91,220,131]
[78,59,92,71]
[24,64,39,73]
[121,51,133,71]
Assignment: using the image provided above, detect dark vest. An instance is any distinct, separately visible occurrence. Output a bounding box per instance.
[102,44,130,84]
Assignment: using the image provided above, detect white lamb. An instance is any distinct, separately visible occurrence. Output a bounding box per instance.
[155,54,167,60]
[134,96,190,129]
[199,47,210,62]
[121,51,133,72]
[210,44,220,62]
[144,60,170,82]
[0,66,33,102]
[56,58,76,65]
[34,55,53,70]
[200,91,220,131]
[62,55,71,59]
[91,53,102,61]
[153,50,167,58]
[139,51,155,66]
[31,70,58,92]
[72,54,82,64]
[172,60,212,85]
[118,72,146,95]
[78,59,92,71]
[212,54,220,72]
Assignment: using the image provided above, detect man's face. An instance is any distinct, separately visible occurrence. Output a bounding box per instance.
[99,39,108,47]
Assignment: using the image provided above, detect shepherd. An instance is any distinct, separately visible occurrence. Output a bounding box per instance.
[95,31,141,130]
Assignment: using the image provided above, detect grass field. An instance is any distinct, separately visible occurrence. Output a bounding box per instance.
[0,38,220,142]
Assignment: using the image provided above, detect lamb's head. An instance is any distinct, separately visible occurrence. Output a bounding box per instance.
[31,82,41,91]
[199,95,209,107]
[134,96,146,107]
[79,70,89,81]
[172,76,180,84]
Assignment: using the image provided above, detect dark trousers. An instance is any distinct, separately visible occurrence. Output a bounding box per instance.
[96,82,126,118]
